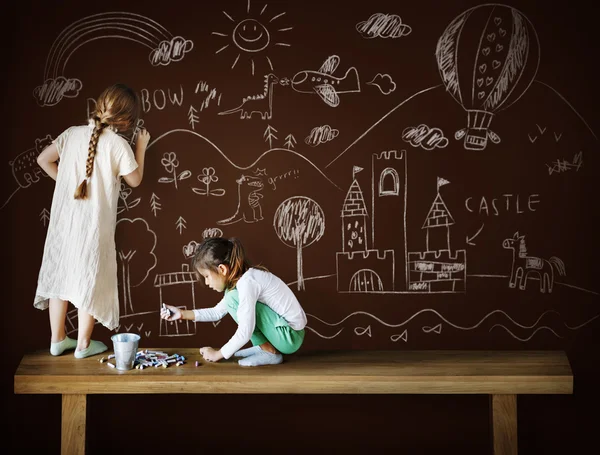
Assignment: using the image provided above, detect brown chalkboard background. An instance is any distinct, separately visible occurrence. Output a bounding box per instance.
[4,0,599,453]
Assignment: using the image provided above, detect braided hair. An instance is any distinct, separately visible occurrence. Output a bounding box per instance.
[73,116,107,199]
[74,84,141,200]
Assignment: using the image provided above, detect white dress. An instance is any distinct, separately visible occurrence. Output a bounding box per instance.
[34,121,138,330]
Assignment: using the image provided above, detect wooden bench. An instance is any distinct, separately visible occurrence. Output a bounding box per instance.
[14,349,573,454]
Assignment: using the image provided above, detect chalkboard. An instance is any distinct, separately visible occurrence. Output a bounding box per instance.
[4,1,599,453]
[3,1,598,352]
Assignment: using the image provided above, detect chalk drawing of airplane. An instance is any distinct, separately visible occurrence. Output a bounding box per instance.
[286,55,360,107]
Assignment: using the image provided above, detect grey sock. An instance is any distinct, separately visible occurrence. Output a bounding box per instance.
[74,340,108,359]
[238,350,283,367]
[50,336,77,356]
[233,346,262,358]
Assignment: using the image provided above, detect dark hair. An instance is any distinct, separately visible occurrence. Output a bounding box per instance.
[191,237,267,290]
[74,83,141,199]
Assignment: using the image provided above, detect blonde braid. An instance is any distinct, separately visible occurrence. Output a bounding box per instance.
[74,117,107,199]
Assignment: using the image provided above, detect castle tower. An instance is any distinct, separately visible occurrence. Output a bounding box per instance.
[336,166,395,292]
[407,177,466,293]
[372,150,407,289]
[341,167,368,253]
[422,179,454,252]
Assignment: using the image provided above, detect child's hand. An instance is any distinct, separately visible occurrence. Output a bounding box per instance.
[199,347,223,363]
[160,304,181,321]
[136,128,151,150]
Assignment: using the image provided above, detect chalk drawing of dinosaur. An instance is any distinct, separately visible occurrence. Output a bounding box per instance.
[217,175,264,225]
[218,74,279,120]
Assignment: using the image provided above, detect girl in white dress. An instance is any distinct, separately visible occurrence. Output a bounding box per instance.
[34,84,150,359]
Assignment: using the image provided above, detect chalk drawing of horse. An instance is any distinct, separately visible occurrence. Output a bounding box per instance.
[502,232,566,293]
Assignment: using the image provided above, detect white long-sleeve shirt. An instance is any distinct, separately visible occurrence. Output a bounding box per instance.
[192,268,307,359]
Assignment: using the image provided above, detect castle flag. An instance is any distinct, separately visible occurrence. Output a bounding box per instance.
[437,177,450,191]
[353,166,364,178]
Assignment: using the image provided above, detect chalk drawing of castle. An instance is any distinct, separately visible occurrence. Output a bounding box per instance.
[336,160,396,293]
[407,178,466,293]
[336,150,465,294]
[154,263,198,336]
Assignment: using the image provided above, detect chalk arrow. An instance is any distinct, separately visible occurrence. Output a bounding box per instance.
[466,223,485,246]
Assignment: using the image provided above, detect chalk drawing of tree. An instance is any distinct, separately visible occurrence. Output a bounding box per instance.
[273,196,325,291]
[116,218,157,315]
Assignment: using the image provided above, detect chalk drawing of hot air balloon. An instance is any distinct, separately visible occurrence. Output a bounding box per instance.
[435,4,540,150]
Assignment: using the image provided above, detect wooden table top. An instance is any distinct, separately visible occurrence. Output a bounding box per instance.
[14,349,573,395]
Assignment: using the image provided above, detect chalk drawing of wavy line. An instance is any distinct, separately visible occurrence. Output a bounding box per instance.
[307,309,561,331]
[305,326,344,339]
[490,324,563,341]
[148,129,342,191]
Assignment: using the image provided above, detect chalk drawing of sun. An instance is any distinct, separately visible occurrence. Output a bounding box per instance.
[212,0,292,75]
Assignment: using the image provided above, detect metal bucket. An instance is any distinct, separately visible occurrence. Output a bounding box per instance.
[110,333,140,371]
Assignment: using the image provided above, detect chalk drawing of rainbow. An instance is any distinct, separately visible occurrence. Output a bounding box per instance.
[33,12,194,106]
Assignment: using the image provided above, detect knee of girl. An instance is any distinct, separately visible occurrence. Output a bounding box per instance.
[271,329,305,355]
[275,340,304,355]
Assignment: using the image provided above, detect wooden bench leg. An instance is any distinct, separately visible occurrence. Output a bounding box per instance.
[62,394,87,455]
[490,394,517,455]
